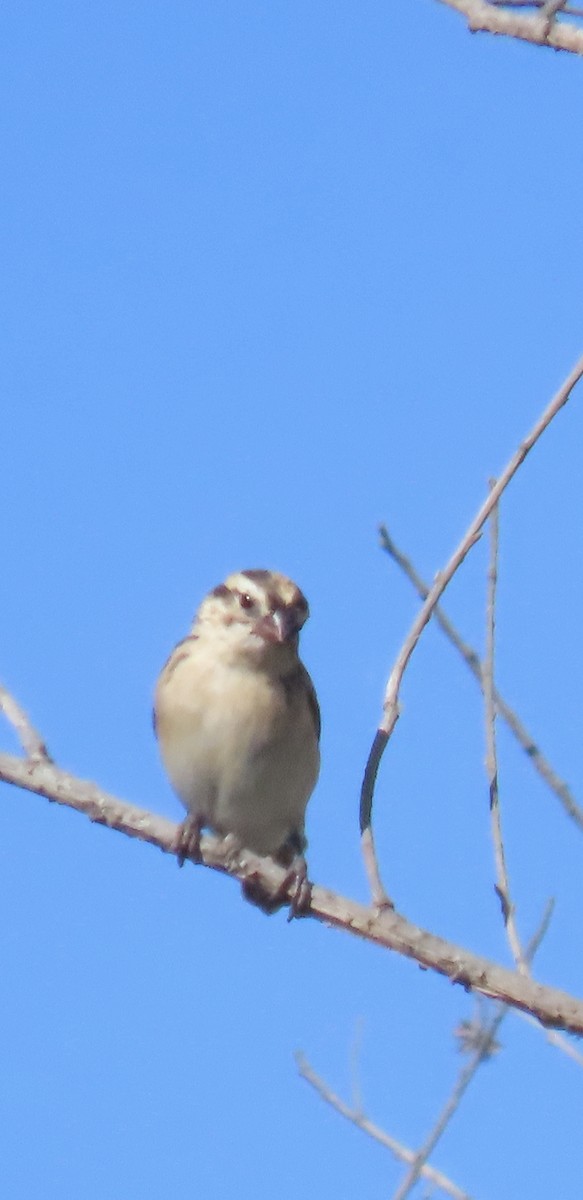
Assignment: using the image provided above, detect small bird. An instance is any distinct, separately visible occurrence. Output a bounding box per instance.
[153,569,320,911]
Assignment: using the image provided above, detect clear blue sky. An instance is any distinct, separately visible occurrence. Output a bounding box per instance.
[2,4,583,1197]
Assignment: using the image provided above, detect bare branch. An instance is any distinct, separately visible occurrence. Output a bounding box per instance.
[0,683,52,762]
[378,525,583,831]
[391,900,553,1199]
[517,1011,583,1066]
[484,490,525,971]
[540,0,569,35]
[361,810,393,909]
[392,1013,502,1200]
[360,353,583,903]
[489,0,572,11]
[295,1053,472,1200]
[541,0,569,11]
[488,0,583,14]
[378,355,583,746]
[297,907,553,1200]
[2,750,583,1031]
[433,0,583,52]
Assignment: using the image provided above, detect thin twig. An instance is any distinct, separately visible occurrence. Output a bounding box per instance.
[361,812,393,909]
[0,683,52,762]
[1,750,582,1030]
[390,901,553,1200]
[516,1011,583,1066]
[484,488,526,972]
[360,353,583,903]
[299,907,552,1200]
[295,1053,472,1200]
[378,525,583,831]
[392,1014,502,1200]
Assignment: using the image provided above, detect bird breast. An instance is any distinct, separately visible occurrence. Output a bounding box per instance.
[155,644,319,856]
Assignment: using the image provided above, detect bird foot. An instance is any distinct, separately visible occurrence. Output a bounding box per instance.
[175,814,203,867]
[284,855,312,921]
[241,853,312,918]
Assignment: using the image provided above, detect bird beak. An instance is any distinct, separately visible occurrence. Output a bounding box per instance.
[254,608,299,645]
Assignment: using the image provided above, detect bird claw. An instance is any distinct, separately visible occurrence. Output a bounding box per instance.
[174,816,312,919]
[241,854,312,917]
[285,856,312,921]
[175,814,203,867]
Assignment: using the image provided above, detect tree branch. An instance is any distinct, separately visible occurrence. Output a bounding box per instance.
[378,524,583,831]
[484,490,525,971]
[360,352,583,904]
[295,1052,471,1200]
[0,683,52,762]
[391,901,553,1199]
[434,0,583,52]
[2,750,583,1033]
[488,0,583,14]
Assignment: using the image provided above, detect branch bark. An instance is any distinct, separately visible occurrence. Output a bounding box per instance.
[2,750,583,1034]
[434,0,583,52]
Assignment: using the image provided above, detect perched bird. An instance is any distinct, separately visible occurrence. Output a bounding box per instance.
[153,569,320,911]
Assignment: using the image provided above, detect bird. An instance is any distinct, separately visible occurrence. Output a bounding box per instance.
[153,569,320,912]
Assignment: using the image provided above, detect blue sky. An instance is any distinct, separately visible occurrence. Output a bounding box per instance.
[2,4,583,1197]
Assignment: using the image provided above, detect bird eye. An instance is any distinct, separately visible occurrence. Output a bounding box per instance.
[239,593,254,610]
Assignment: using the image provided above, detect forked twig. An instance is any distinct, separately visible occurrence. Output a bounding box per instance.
[0,683,52,762]
[295,1052,471,1200]
[540,0,569,34]
[390,900,553,1200]
[360,353,583,905]
[392,1015,502,1200]
[378,525,583,831]
[298,905,553,1200]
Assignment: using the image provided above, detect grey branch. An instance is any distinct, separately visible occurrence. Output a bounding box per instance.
[0,683,52,762]
[361,352,583,904]
[378,525,583,831]
[392,1014,502,1200]
[540,0,569,31]
[488,0,583,14]
[391,900,553,1200]
[298,906,552,1200]
[2,750,583,1033]
[295,1052,471,1200]
[484,490,525,972]
[433,0,583,52]
[517,1010,583,1066]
